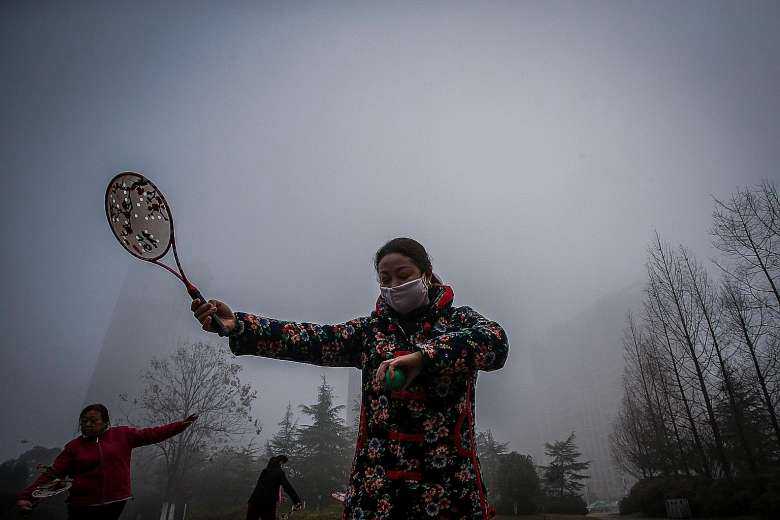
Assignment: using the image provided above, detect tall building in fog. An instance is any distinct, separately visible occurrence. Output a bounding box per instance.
[84,262,205,413]
[492,283,642,499]
[85,261,352,440]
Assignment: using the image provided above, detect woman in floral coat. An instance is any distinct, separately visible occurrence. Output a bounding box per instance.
[192,238,509,519]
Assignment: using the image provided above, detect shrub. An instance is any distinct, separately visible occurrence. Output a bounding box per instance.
[539,494,587,514]
[620,475,780,518]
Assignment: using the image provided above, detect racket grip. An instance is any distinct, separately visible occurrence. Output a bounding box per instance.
[188,285,230,337]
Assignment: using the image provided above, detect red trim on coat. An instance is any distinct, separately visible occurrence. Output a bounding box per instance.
[465,379,491,518]
[356,404,367,451]
[390,390,426,400]
[434,285,454,309]
[393,350,412,358]
[451,380,492,518]
[386,470,422,481]
[387,431,424,443]
[453,410,469,457]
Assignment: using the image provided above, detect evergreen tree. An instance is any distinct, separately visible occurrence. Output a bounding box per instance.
[541,432,590,497]
[476,429,508,499]
[494,452,540,515]
[190,447,260,513]
[715,370,778,474]
[296,376,352,509]
[266,402,300,477]
[267,403,299,456]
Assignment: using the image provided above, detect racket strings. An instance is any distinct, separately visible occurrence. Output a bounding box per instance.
[107,172,208,309]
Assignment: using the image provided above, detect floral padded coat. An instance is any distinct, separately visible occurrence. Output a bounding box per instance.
[228,285,509,519]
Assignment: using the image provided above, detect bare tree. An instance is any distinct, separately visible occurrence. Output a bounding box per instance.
[721,280,780,447]
[121,341,259,519]
[623,313,671,472]
[681,247,758,473]
[646,275,710,477]
[612,182,780,485]
[712,181,780,321]
[644,324,690,475]
[649,234,730,478]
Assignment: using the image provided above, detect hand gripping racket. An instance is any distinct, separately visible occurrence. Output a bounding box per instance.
[30,465,72,499]
[105,172,228,335]
[31,478,72,499]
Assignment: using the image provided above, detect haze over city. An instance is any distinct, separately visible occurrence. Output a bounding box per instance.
[2,0,778,510]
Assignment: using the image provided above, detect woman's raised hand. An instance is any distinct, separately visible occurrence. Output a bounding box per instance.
[191,299,237,334]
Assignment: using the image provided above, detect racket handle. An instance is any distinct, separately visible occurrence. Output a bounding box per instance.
[187,285,230,337]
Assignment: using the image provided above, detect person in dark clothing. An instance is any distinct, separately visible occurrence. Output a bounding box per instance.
[247,455,303,520]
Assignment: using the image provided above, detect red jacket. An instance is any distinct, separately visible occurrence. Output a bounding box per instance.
[18,422,188,506]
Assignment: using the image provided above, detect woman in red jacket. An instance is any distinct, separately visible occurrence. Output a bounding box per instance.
[16,403,196,520]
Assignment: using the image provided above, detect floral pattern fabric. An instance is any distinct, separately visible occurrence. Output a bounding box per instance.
[229,285,509,519]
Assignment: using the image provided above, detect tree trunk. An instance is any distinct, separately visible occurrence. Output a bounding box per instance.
[627,315,670,473]
[727,284,780,447]
[684,252,757,474]
[648,331,689,475]
[655,239,731,478]
[659,314,710,478]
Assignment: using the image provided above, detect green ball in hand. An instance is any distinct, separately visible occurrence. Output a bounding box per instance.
[385,368,406,390]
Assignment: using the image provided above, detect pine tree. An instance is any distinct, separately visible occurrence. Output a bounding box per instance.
[266,402,300,477]
[295,376,352,509]
[494,452,540,515]
[476,429,508,499]
[541,432,590,497]
[266,404,299,455]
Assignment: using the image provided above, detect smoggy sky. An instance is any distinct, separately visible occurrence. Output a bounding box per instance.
[2,0,779,461]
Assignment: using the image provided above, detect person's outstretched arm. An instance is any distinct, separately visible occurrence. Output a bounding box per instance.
[17,447,73,506]
[192,297,369,368]
[127,415,197,447]
[416,306,509,375]
[229,312,369,368]
[279,471,301,506]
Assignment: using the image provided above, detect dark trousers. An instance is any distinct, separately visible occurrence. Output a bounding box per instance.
[67,501,126,520]
[246,500,277,520]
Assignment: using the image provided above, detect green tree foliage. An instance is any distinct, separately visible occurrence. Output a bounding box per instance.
[493,451,540,515]
[715,371,777,475]
[266,402,300,478]
[541,432,590,497]
[476,429,508,500]
[189,447,261,514]
[295,376,352,509]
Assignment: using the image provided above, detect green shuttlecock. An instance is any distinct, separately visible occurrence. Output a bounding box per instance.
[385,368,406,390]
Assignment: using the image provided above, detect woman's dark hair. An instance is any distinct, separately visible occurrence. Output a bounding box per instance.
[374,237,433,275]
[266,455,289,469]
[79,403,110,424]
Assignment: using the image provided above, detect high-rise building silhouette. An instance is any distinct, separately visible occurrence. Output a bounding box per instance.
[84,262,205,413]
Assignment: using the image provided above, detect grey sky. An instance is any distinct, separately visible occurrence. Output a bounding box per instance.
[2,0,779,470]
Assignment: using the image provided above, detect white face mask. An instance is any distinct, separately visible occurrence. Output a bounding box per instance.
[380,276,430,315]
